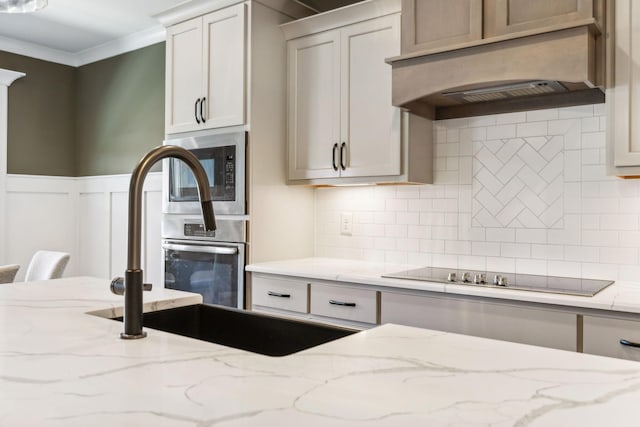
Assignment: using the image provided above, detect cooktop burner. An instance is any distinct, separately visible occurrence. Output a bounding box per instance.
[382,267,614,297]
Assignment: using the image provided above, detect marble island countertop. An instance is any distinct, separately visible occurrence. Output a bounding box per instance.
[246,257,640,314]
[3,276,640,426]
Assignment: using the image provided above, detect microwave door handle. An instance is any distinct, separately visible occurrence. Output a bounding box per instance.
[162,243,238,255]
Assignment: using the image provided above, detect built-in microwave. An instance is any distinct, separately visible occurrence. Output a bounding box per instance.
[163,131,246,216]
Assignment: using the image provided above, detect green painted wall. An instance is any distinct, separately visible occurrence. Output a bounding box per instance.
[0,42,165,177]
[76,43,165,176]
[1,51,77,176]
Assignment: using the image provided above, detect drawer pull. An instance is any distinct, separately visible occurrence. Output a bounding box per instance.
[267,291,291,298]
[329,299,356,307]
[620,339,640,348]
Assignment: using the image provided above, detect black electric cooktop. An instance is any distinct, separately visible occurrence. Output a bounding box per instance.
[382,267,614,297]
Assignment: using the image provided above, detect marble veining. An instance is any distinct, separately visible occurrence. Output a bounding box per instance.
[2,276,640,426]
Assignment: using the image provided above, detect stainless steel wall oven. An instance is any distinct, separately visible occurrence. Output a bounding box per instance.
[162,130,247,309]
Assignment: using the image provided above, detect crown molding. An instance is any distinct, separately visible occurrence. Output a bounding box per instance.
[0,68,25,87]
[0,26,167,68]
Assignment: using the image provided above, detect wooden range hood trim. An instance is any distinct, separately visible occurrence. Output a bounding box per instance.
[390,26,601,119]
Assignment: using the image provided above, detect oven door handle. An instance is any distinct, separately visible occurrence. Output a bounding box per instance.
[162,243,238,255]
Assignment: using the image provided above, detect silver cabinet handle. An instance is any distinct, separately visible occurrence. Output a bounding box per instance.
[620,339,640,348]
[162,243,238,255]
[267,291,291,298]
[329,299,356,307]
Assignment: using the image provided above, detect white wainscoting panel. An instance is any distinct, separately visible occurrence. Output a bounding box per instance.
[5,175,77,281]
[5,172,163,284]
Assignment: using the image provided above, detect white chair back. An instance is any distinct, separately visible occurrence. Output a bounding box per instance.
[0,264,20,284]
[24,251,70,282]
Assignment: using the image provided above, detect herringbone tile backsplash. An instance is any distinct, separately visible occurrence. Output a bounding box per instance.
[315,103,640,281]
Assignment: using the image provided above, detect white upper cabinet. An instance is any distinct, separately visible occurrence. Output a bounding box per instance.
[286,7,403,182]
[287,31,341,180]
[607,0,640,176]
[166,4,245,134]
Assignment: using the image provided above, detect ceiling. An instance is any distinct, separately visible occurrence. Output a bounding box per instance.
[0,0,364,57]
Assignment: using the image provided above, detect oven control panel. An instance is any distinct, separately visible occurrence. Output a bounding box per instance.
[184,223,216,238]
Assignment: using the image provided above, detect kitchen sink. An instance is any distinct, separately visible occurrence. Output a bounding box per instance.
[114,304,356,356]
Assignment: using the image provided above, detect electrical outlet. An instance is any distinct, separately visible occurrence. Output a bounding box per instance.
[340,212,353,236]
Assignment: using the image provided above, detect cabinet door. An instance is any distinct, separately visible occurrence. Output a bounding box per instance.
[382,291,577,351]
[287,31,341,180]
[339,14,401,178]
[165,17,204,134]
[201,4,246,129]
[583,315,640,362]
[401,0,482,53]
[484,0,594,38]
[609,0,640,172]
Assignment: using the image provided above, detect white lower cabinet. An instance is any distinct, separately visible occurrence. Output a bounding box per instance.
[252,275,308,316]
[310,283,378,326]
[583,315,640,362]
[382,290,578,351]
[250,274,378,329]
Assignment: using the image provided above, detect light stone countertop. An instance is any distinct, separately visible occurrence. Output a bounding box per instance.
[2,276,640,426]
[246,257,640,314]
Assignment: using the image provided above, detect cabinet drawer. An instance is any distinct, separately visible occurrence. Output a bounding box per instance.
[583,315,640,362]
[382,291,577,351]
[311,283,378,324]
[252,276,308,314]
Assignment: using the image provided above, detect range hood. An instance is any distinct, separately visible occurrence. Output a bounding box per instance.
[388,24,607,120]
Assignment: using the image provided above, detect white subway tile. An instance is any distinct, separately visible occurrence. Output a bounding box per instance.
[516,143,548,172]
[496,111,527,124]
[457,256,487,270]
[408,199,433,212]
[516,258,548,275]
[548,261,582,278]
[361,249,385,262]
[374,212,396,224]
[487,124,517,140]
[397,212,420,225]
[432,254,459,268]
[501,242,531,258]
[445,240,471,255]
[618,265,640,282]
[517,121,548,138]
[600,214,638,231]
[581,263,618,280]
[420,239,445,253]
[515,229,548,244]
[564,245,599,263]
[581,117,600,133]
[531,244,564,260]
[432,226,458,240]
[526,109,559,122]
[564,150,581,182]
[600,247,638,265]
[618,231,640,247]
[486,228,515,242]
[385,251,408,265]
[397,238,420,252]
[486,257,516,273]
[582,131,606,149]
[363,224,386,237]
[408,225,431,239]
[385,224,408,238]
[459,157,473,185]
[539,136,563,161]
[407,252,432,267]
[558,104,594,118]
[581,230,618,247]
[385,199,408,212]
[446,129,460,143]
[420,212,445,225]
[472,241,501,256]
[581,215,600,230]
[594,103,606,116]
[467,115,497,127]
[396,186,421,199]
[374,237,396,250]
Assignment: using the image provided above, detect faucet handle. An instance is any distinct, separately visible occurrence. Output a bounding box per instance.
[111,277,152,295]
[110,277,125,295]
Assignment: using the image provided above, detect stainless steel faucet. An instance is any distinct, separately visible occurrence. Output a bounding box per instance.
[111,145,216,339]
